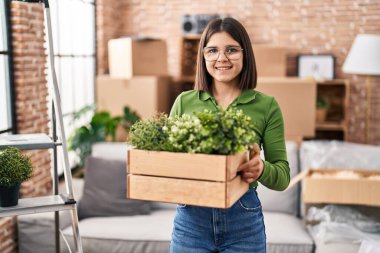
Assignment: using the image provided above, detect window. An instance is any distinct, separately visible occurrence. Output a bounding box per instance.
[49,0,95,168]
[0,0,14,135]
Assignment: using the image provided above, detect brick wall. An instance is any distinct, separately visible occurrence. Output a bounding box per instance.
[96,0,380,145]
[0,2,51,253]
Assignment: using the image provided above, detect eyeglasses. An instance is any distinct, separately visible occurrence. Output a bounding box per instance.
[203,46,244,61]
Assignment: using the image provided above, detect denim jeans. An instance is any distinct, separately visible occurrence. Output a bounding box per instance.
[169,188,266,253]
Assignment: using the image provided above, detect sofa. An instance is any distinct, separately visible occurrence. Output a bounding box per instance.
[17,141,380,253]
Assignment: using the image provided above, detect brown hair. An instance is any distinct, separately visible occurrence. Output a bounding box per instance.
[194,17,257,91]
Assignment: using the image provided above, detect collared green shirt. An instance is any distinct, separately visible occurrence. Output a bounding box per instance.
[170,89,290,191]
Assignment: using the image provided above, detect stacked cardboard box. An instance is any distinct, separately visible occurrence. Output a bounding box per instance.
[96,75,171,119]
[256,77,317,141]
[108,37,167,79]
[253,45,287,77]
[127,150,249,208]
[96,37,171,119]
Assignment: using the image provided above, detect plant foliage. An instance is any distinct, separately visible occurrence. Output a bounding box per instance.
[68,106,141,167]
[68,111,121,167]
[317,96,329,109]
[129,108,256,155]
[0,147,33,187]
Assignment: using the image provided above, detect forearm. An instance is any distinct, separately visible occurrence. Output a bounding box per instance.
[258,160,290,191]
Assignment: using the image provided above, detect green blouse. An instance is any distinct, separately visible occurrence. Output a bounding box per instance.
[169,89,290,191]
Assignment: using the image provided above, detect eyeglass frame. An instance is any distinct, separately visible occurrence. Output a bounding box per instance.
[203,46,244,61]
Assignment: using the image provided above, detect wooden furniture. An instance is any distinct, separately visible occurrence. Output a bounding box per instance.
[180,34,200,80]
[315,79,350,141]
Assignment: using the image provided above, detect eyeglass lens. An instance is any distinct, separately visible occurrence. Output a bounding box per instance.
[204,46,243,61]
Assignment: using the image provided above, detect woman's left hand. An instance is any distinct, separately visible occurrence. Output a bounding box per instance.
[238,144,264,184]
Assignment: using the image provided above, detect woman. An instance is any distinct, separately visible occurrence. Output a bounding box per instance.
[169,17,290,253]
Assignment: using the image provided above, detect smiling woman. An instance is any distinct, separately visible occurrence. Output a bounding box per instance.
[169,17,290,253]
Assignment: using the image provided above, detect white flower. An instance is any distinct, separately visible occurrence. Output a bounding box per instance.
[171,126,178,133]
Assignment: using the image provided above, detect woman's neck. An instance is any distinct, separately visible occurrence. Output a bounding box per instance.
[211,81,241,109]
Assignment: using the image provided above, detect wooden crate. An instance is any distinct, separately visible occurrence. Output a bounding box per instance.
[127,149,249,208]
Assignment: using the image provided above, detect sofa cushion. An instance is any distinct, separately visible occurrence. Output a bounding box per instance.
[63,210,314,253]
[265,212,314,253]
[92,142,131,161]
[258,141,300,215]
[77,156,151,219]
[18,210,74,253]
[61,209,175,253]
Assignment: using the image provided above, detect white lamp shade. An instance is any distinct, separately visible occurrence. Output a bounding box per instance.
[342,34,380,75]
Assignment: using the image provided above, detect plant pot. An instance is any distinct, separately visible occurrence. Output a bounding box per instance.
[0,183,21,207]
[316,108,328,122]
[116,124,129,142]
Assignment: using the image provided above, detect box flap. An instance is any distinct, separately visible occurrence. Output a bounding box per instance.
[285,169,310,191]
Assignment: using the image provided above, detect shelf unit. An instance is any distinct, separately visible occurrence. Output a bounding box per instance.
[315,79,350,140]
[0,119,81,253]
[0,1,83,253]
[180,34,201,80]
[171,34,201,105]
[0,190,75,217]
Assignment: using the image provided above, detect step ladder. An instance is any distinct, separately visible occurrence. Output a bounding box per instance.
[0,0,83,252]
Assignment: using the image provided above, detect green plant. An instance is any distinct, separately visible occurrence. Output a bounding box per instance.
[0,147,33,187]
[68,111,122,167]
[121,106,140,132]
[128,108,256,155]
[128,113,173,151]
[70,104,96,124]
[317,97,328,109]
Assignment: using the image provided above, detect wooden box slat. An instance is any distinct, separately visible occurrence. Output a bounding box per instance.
[128,149,248,182]
[127,174,249,208]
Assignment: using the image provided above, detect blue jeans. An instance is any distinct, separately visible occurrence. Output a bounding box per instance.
[169,188,266,253]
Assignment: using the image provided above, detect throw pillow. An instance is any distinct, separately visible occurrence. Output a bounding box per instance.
[78,156,152,219]
[257,141,300,216]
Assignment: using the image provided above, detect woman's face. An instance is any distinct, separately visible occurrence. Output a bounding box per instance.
[204,31,243,86]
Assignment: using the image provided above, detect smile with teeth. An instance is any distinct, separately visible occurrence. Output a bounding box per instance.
[215,66,232,70]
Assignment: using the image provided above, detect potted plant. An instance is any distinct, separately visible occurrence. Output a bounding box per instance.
[68,105,140,167]
[0,147,33,207]
[316,96,329,122]
[68,111,121,167]
[116,106,140,142]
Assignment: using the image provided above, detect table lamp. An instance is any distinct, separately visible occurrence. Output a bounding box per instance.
[342,34,380,143]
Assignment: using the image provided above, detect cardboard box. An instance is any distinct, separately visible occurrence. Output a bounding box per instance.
[253,46,287,77]
[288,169,380,207]
[256,77,316,141]
[108,37,168,79]
[96,75,171,119]
[127,150,249,208]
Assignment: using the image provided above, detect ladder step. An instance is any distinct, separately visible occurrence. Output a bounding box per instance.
[0,195,76,217]
[0,133,60,150]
